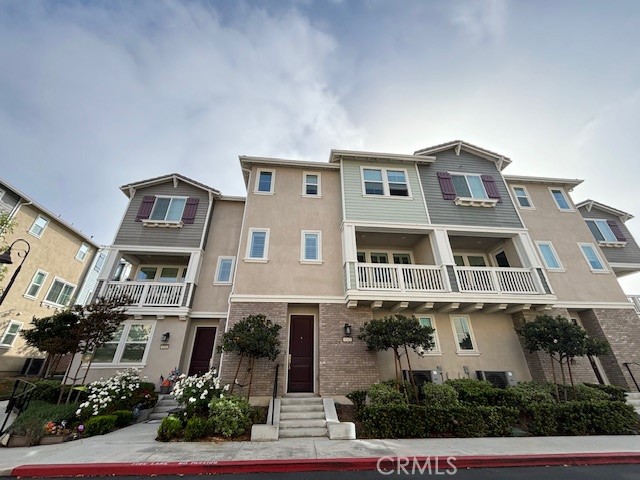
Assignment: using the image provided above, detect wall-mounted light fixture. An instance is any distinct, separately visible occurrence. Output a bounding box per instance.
[161,332,170,343]
[343,323,352,337]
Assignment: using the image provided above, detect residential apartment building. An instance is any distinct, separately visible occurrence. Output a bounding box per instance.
[75,141,640,396]
[0,179,99,375]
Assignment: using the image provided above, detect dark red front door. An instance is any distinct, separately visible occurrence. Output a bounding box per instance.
[188,327,217,376]
[288,316,314,392]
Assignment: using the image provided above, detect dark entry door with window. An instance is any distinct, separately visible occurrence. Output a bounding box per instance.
[288,316,314,392]
[188,327,217,376]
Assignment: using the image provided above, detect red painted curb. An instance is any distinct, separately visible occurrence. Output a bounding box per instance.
[11,453,640,477]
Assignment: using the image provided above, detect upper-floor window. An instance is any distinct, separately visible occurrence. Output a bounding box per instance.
[451,173,488,199]
[246,228,269,261]
[303,172,320,196]
[29,215,49,238]
[437,171,500,206]
[579,243,607,272]
[75,243,90,262]
[25,270,48,299]
[450,315,478,354]
[585,219,625,244]
[136,195,199,225]
[512,186,534,208]
[214,256,235,284]
[255,169,275,194]
[94,252,106,272]
[136,266,186,282]
[0,321,22,347]
[149,196,187,222]
[44,278,76,307]
[301,231,322,262]
[535,241,563,271]
[362,168,410,197]
[0,188,5,201]
[550,188,572,211]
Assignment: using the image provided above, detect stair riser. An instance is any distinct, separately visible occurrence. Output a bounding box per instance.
[280,405,324,413]
[279,428,328,438]
[280,398,324,405]
[280,412,326,420]
[279,420,327,428]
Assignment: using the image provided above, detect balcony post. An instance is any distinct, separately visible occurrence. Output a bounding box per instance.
[489,268,501,293]
[513,232,542,268]
[397,265,406,292]
[97,248,123,282]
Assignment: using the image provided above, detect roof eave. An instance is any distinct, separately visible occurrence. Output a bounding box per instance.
[329,149,436,164]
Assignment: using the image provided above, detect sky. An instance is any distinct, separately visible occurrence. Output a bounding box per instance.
[1,0,640,292]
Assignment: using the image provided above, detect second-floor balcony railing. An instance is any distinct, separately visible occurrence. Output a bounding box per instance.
[454,267,540,294]
[355,263,447,292]
[102,281,186,307]
[628,296,640,314]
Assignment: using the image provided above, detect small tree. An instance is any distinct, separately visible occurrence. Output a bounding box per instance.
[358,314,435,402]
[218,314,281,398]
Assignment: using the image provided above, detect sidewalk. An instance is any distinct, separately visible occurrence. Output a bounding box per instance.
[2,421,640,476]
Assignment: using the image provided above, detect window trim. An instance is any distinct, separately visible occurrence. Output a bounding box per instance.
[214,256,236,284]
[535,241,564,271]
[453,252,490,267]
[90,321,156,367]
[94,252,106,273]
[255,169,275,195]
[511,184,535,209]
[24,269,49,300]
[449,315,479,355]
[585,219,627,247]
[0,188,5,201]
[449,171,498,207]
[549,187,574,212]
[134,265,187,282]
[245,228,270,262]
[75,243,90,262]
[28,214,49,238]
[360,166,412,199]
[418,316,441,355]
[300,230,322,264]
[0,320,23,348]
[578,242,608,273]
[144,195,188,226]
[355,249,415,264]
[42,277,76,307]
[302,172,322,197]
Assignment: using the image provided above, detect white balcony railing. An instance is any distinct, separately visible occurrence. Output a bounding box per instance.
[628,296,640,314]
[454,267,540,294]
[102,281,187,307]
[354,263,447,292]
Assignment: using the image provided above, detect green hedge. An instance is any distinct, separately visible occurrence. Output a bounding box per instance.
[85,415,117,436]
[112,409,134,428]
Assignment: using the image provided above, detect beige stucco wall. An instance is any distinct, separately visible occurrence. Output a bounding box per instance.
[233,166,344,297]
[0,204,96,375]
[191,200,244,313]
[511,182,628,303]
[375,311,532,384]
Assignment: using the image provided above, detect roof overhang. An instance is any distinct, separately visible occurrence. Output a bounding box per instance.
[329,149,436,164]
[504,175,584,191]
[119,173,220,199]
[239,156,339,188]
[576,200,634,222]
[413,140,512,171]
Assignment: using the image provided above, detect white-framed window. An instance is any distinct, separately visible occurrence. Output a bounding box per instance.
[24,269,48,299]
[585,219,618,243]
[450,315,478,354]
[0,188,5,201]
[451,173,488,199]
[149,196,187,222]
[303,172,321,196]
[92,321,155,365]
[0,321,22,347]
[246,228,270,261]
[135,265,186,282]
[43,278,76,307]
[418,316,441,354]
[300,231,322,263]
[28,215,49,238]
[94,252,106,273]
[361,167,411,197]
[214,256,235,284]
[75,243,90,262]
[535,241,563,271]
[512,185,534,208]
[579,243,607,272]
[549,188,572,211]
[255,169,275,194]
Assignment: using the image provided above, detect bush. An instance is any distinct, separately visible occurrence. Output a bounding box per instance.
[130,382,158,410]
[346,390,367,411]
[521,403,558,436]
[76,369,144,419]
[157,415,183,442]
[184,416,210,441]
[208,396,252,437]
[30,380,62,404]
[368,383,406,406]
[446,379,499,405]
[112,409,134,428]
[509,382,556,407]
[85,415,117,436]
[172,370,227,418]
[422,383,458,407]
[583,383,627,402]
[10,401,78,444]
[568,384,611,402]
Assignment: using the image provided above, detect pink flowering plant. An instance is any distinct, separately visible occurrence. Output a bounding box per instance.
[171,369,229,417]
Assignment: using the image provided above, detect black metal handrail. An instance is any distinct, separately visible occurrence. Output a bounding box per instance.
[623,362,640,392]
[0,379,37,435]
[270,363,279,425]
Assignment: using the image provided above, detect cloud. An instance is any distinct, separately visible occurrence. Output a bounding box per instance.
[447,0,507,44]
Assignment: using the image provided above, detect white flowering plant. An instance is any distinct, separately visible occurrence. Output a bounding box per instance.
[172,369,229,417]
[76,369,144,419]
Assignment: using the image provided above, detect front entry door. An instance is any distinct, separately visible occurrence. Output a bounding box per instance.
[288,316,314,392]
[188,327,217,376]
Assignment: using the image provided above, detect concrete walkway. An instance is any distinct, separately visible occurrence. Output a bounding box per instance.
[2,421,640,475]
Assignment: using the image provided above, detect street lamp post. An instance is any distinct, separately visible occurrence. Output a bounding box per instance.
[0,239,31,306]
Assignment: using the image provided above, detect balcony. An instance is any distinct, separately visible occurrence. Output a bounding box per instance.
[103,281,187,307]
[355,263,447,292]
[454,267,541,294]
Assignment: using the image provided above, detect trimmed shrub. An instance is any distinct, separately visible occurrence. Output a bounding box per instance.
[446,379,499,405]
[85,415,117,436]
[184,416,210,441]
[509,382,556,407]
[30,380,62,404]
[10,401,78,444]
[521,403,558,436]
[208,396,252,437]
[359,405,424,438]
[567,384,611,402]
[583,383,627,402]
[586,401,638,435]
[346,390,367,411]
[368,383,406,406]
[112,409,134,428]
[422,383,458,407]
[157,415,183,442]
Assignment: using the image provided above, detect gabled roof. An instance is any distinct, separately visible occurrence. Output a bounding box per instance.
[413,140,512,170]
[504,175,584,190]
[329,149,435,164]
[0,177,99,248]
[576,199,634,223]
[119,173,220,199]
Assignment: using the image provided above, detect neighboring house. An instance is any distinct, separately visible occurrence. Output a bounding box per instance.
[76,141,640,395]
[75,248,108,306]
[0,178,99,376]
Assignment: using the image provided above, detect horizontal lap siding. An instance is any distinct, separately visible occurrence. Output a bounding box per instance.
[342,160,428,224]
[114,181,210,248]
[418,149,523,228]
[578,206,640,264]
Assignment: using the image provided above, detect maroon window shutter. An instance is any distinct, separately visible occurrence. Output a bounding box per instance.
[437,172,456,200]
[136,195,155,222]
[481,175,501,202]
[606,220,626,241]
[182,197,199,224]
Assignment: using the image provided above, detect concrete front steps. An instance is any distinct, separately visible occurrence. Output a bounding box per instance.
[625,392,640,415]
[148,394,180,421]
[278,395,327,438]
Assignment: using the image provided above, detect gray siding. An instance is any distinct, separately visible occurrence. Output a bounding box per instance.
[578,206,640,265]
[0,186,21,215]
[114,181,211,248]
[418,149,523,228]
[342,159,429,224]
